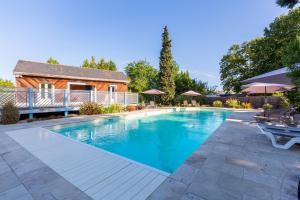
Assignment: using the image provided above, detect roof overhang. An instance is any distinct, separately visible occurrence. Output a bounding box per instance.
[14,72,129,84]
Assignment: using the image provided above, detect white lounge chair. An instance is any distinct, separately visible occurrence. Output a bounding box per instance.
[183,100,188,107]
[257,123,300,149]
[191,100,197,107]
[149,101,155,108]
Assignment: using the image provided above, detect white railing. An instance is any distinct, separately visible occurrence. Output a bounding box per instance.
[0,87,139,109]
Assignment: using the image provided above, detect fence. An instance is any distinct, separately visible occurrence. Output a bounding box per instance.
[207,96,284,108]
[0,87,139,116]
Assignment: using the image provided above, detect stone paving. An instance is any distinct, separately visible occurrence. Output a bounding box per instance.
[148,111,300,200]
[1,110,300,199]
[0,116,101,200]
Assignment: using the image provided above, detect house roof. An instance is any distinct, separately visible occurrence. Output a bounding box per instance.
[13,60,128,83]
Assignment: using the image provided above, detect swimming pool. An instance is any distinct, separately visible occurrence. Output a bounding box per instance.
[48,110,232,173]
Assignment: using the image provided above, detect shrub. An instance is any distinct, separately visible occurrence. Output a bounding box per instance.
[1,101,19,124]
[212,100,223,107]
[127,105,136,112]
[225,98,241,108]
[79,102,99,115]
[107,104,123,113]
[263,103,273,110]
[280,97,290,108]
[241,102,252,109]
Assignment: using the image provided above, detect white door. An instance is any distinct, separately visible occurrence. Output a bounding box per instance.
[108,85,117,104]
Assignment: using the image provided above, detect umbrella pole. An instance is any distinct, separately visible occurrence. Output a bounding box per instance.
[264,86,267,104]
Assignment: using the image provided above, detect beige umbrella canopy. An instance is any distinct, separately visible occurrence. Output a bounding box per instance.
[181,90,201,96]
[142,89,165,95]
[242,82,293,94]
[142,89,165,103]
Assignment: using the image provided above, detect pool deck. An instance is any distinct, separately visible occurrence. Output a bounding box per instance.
[148,111,300,200]
[0,108,299,200]
[0,111,169,200]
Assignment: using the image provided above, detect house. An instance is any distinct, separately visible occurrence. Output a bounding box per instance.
[13,60,130,105]
[14,60,128,93]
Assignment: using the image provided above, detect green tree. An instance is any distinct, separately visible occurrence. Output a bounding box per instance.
[283,34,300,86]
[81,59,90,68]
[277,0,299,8]
[175,71,195,94]
[0,79,14,87]
[90,56,97,69]
[158,26,176,104]
[97,59,117,71]
[220,8,300,93]
[81,57,117,71]
[220,44,248,93]
[125,61,158,93]
[47,57,59,65]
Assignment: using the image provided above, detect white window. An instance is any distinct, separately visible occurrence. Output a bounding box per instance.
[40,83,53,99]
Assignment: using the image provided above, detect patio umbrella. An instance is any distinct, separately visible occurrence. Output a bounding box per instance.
[242,82,293,94]
[142,89,165,102]
[142,89,165,95]
[242,67,294,85]
[181,90,201,96]
[242,82,294,104]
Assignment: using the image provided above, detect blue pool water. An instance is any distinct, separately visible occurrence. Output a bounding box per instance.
[48,110,232,173]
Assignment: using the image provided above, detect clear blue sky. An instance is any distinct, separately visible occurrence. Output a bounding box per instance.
[0,0,287,87]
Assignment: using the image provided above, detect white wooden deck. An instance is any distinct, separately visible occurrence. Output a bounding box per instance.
[6,128,168,200]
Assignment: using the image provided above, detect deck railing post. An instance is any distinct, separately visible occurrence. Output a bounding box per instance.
[108,91,111,106]
[28,88,33,119]
[63,90,68,117]
[94,88,97,103]
[124,92,127,106]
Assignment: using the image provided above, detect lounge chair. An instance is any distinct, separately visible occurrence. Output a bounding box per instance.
[149,101,155,108]
[183,100,188,107]
[191,100,197,107]
[257,123,300,149]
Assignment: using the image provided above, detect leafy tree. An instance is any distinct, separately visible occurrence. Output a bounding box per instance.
[175,71,195,94]
[220,44,248,93]
[125,61,158,93]
[276,0,299,8]
[47,57,59,65]
[97,59,117,71]
[81,57,117,71]
[90,56,97,69]
[0,79,14,87]
[283,34,300,86]
[220,8,300,93]
[158,26,176,104]
[81,59,90,68]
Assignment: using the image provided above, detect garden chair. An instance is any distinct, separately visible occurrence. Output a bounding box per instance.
[183,100,188,107]
[257,123,300,149]
[191,100,199,107]
[150,101,155,108]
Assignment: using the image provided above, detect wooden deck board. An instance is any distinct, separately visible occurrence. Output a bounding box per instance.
[6,127,168,200]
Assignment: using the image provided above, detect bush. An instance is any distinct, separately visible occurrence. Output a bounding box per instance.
[1,101,19,124]
[212,100,223,107]
[79,102,99,115]
[280,97,290,108]
[108,104,123,113]
[241,102,252,109]
[263,103,273,110]
[225,98,241,108]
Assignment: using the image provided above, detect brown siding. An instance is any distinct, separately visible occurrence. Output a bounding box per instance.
[16,76,128,92]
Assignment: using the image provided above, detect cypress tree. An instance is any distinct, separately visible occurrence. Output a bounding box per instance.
[159,26,176,104]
